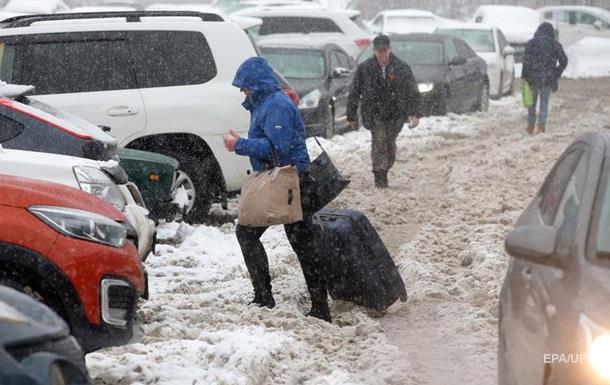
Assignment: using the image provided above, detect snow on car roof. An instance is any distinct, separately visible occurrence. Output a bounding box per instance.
[3,0,68,14]
[233,7,360,18]
[437,21,494,31]
[537,5,610,21]
[376,9,437,18]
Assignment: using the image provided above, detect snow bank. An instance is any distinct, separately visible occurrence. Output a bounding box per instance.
[564,37,610,79]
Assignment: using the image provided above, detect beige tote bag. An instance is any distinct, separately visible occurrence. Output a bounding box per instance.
[238,165,303,226]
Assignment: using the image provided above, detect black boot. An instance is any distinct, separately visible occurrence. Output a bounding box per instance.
[306,302,331,323]
[249,292,275,309]
[374,171,388,188]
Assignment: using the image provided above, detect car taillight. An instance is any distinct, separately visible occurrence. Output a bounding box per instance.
[283,87,300,105]
[354,38,371,48]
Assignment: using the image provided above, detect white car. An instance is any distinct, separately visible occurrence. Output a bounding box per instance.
[0,146,155,260]
[436,23,516,99]
[232,7,371,58]
[2,0,70,14]
[367,9,447,35]
[473,5,541,62]
[0,12,256,222]
[538,5,610,47]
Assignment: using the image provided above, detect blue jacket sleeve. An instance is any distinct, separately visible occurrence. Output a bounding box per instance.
[234,105,294,161]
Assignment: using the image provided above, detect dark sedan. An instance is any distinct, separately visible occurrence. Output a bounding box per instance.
[357,33,489,116]
[500,132,610,385]
[259,37,356,138]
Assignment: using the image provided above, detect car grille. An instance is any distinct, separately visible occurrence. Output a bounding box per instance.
[107,285,133,311]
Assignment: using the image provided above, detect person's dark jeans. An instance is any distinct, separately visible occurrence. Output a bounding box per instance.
[236,215,329,308]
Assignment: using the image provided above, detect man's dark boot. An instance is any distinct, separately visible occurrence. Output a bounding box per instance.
[249,292,275,309]
[306,302,331,323]
[374,171,388,188]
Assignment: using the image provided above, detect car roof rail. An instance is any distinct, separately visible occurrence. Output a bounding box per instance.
[0,11,225,28]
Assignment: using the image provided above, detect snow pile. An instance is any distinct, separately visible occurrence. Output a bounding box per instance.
[564,37,610,79]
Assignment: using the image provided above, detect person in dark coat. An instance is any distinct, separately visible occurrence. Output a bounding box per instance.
[347,34,421,188]
[223,56,331,323]
[521,22,568,134]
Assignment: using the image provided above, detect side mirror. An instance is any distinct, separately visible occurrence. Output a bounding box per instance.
[98,125,112,133]
[503,46,515,57]
[594,20,604,31]
[449,56,467,66]
[505,225,561,267]
[332,67,351,78]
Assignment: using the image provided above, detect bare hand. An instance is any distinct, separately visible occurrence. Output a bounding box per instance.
[223,129,240,152]
[409,116,419,129]
[348,120,358,130]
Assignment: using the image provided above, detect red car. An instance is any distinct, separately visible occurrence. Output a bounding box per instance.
[0,174,146,352]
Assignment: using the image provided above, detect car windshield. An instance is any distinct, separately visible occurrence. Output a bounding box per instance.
[437,29,495,53]
[385,16,436,33]
[358,40,444,65]
[594,170,610,260]
[261,49,325,80]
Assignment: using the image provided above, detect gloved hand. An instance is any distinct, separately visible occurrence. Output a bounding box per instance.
[348,120,358,130]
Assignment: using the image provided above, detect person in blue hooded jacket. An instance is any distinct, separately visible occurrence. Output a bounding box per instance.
[521,22,568,134]
[223,57,331,322]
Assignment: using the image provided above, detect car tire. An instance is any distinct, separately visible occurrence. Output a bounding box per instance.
[493,73,503,100]
[323,103,335,139]
[164,151,213,224]
[477,82,490,112]
[0,271,67,322]
[506,70,515,96]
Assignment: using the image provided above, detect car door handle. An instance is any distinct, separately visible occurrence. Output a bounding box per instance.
[107,106,139,116]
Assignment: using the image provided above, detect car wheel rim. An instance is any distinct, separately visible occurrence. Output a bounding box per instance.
[172,170,196,214]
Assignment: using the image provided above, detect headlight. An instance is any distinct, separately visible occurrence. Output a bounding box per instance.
[580,313,610,380]
[73,166,126,211]
[29,206,126,248]
[418,83,434,93]
[298,89,322,109]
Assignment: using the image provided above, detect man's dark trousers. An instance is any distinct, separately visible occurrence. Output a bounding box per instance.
[370,118,403,185]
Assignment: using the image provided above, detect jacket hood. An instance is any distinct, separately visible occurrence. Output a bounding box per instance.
[232,57,280,96]
[534,22,555,40]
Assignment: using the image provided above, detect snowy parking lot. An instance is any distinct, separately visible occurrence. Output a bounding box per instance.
[85,75,610,385]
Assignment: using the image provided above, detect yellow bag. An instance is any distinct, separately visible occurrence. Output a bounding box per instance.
[238,165,303,227]
[522,81,533,108]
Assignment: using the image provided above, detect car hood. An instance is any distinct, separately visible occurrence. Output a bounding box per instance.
[410,65,447,83]
[0,173,125,221]
[118,148,179,169]
[285,78,326,98]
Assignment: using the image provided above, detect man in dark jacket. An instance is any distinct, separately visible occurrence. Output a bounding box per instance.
[223,57,331,322]
[522,22,568,134]
[347,34,421,188]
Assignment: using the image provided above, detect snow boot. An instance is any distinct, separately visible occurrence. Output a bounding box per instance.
[306,302,331,323]
[249,292,275,309]
[374,171,388,189]
[526,122,535,135]
[537,124,546,133]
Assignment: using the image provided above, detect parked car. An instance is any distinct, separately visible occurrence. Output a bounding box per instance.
[0,143,155,260]
[0,285,93,385]
[0,83,181,221]
[538,5,610,47]
[367,9,447,35]
[0,174,147,352]
[473,5,540,62]
[0,11,256,222]
[258,36,356,138]
[356,33,489,116]
[499,131,610,385]
[232,7,371,58]
[2,0,70,14]
[436,23,516,99]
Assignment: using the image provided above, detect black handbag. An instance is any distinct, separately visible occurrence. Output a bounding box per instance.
[301,136,350,214]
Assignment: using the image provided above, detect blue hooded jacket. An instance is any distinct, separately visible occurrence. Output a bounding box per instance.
[232,57,310,173]
[522,22,568,90]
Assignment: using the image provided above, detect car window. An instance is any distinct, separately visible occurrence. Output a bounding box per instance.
[129,31,217,88]
[454,39,476,59]
[21,38,134,95]
[261,49,325,80]
[259,17,342,35]
[553,153,588,255]
[445,39,459,62]
[0,114,24,143]
[330,51,341,70]
[438,30,495,53]
[337,51,354,69]
[578,12,598,25]
[497,30,508,52]
[539,149,586,226]
[0,43,16,83]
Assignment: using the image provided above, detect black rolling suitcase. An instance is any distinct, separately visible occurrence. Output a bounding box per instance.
[314,208,408,311]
